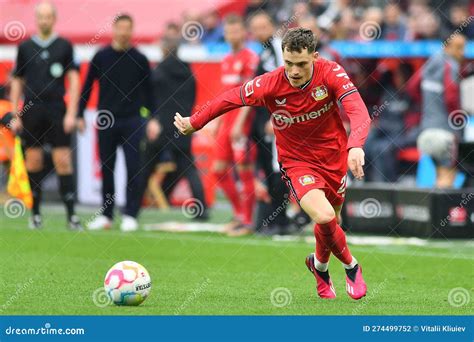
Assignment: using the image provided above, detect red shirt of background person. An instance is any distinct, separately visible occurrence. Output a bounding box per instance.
[175,28,370,301]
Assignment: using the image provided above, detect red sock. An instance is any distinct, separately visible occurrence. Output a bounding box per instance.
[317,218,353,265]
[238,169,255,225]
[314,223,331,263]
[214,169,241,219]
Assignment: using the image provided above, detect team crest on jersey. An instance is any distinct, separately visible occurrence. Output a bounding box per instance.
[311,85,328,101]
[298,175,315,186]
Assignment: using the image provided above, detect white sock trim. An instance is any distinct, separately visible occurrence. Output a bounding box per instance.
[343,256,358,270]
[314,257,329,272]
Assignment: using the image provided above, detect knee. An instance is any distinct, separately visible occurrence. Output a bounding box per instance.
[309,207,336,225]
[55,158,72,174]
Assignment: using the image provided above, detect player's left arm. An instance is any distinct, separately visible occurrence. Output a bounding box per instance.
[64,42,80,134]
[327,62,371,179]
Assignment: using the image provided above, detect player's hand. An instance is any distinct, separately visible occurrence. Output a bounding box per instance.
[173,112,196,135]
[63,114,76,134]
[146,118,162,141]
[348,147,365,180]
[9,116,23,134]
[76,118,86,133]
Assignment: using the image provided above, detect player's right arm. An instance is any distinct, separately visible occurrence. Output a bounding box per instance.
[10,44,26,134]
[174,75,267,135]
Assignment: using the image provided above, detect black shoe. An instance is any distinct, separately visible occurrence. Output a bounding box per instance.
[256,224,282,236]
[28,215,42,229]
[68,215,84,231]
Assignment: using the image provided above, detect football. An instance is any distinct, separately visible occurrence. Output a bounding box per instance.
[104,261,152,306]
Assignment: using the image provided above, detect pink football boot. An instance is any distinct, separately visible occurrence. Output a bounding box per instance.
[345,264,367,300]
[305,253,336,299]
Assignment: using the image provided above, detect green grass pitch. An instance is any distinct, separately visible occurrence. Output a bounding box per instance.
[0,205,472,315]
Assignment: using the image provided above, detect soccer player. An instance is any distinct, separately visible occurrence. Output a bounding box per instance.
[174,28,369,300]
[213,15,259,236]
[10,1,82,230]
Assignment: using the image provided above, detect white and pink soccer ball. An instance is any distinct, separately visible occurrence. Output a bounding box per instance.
[104,261,152,306]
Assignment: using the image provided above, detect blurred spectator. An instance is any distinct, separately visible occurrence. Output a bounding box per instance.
[140,22,208,219]
[201,10,225,43]
[441,4,474,40]
[417,34,466,188]
[365,63,417,182]
[298,15,343,64]
[381,3,408,40]
[244,0,282,22]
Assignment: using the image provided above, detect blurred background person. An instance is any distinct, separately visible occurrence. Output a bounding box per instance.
[213,14,259,236]
[10,1,82,230]
[417,33,466,188]
[140,22,208,219]
[79,14,154,231]
[365,62,418,183]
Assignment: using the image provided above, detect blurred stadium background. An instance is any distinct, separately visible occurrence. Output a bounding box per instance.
[0,0,473,316]
[0,0,473,237]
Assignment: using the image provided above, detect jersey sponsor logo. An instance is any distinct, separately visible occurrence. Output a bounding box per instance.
[50,62,64,78]
[311,85,328,101]
[298,175,315,186]
[271,101,335,125]
[333,64,349,79]
[275,98,287,106]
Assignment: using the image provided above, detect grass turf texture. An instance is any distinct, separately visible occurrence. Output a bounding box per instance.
[0,205,472,315]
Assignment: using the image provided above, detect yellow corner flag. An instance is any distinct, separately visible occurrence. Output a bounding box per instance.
[7,137,33,209]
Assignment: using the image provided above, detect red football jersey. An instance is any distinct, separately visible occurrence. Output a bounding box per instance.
[191,58,370,173]
[221,47,259,89]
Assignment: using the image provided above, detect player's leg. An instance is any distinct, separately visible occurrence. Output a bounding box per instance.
[119,117,146,232]
[51,147,81,230]
[234,143,256,229]
[49,103,82,230]
[87,127,118,230]
[213,128,242,227]
[21,105,45,228]
[24,147,44,228]
[301,189,366,300]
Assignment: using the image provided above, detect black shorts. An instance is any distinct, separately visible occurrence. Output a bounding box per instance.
[21,100,71,148]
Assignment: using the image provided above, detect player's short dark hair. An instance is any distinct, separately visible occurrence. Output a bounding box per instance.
[114,13,134,25]
[282,28,316,53]
[224,13,244,27]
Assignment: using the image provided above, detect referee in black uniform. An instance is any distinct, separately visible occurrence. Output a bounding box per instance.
[10,1,82,230]
[79,14,154,232]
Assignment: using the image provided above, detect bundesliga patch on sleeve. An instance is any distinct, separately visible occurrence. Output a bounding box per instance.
[299,175,315,186]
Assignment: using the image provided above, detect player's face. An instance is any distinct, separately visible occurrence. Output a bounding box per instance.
[446,35,466,63]
[35,4,56,36]
[224,23,246,48]
[113,19,133,48]
[283,48,318,87]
